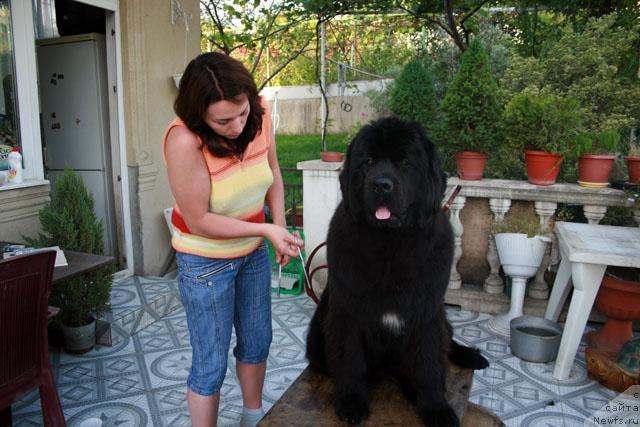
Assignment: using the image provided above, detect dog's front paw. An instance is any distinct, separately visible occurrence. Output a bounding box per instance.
[335,394,370,424]
[419,402,459,427]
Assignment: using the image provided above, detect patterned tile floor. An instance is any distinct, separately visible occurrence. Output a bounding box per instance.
[12,274,628,427]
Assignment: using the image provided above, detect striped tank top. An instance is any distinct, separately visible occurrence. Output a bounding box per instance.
[162,101,274,259]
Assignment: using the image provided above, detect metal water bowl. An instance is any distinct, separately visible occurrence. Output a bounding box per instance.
[510,315,563,363]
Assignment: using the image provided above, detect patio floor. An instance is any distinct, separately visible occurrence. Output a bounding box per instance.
[12,274,626,426]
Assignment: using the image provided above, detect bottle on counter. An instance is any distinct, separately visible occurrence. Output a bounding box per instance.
[8,147,22,184]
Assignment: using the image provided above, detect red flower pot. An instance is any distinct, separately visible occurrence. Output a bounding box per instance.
[578,154,616,188]
[455,151,487,181]
[626,156,640,184]
[320,151,344,162]
[587,275,640,358]
[524,150,562,186]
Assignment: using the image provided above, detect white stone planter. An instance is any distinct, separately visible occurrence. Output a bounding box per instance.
[489,233,551,336]
[495,233,550,278]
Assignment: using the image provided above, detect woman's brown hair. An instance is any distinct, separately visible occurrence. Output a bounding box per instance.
[174,52,264,157]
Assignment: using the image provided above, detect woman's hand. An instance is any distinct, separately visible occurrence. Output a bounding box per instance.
[264,225,303,267]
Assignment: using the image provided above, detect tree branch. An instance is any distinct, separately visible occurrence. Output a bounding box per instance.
[201,0,231,53]
[459,0,489,26]
[259,43,315,91]
[443,0,465,51]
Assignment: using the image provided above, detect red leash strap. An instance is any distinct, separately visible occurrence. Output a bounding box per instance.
[441,184,462,214]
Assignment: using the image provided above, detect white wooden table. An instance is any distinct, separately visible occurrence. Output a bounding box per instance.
[544,222,640,380]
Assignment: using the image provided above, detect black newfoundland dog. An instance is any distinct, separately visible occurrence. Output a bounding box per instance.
[306,117,489,426]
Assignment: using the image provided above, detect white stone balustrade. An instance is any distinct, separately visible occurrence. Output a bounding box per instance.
[298,160,639,314]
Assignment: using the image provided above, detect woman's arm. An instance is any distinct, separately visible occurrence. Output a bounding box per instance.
[165,126,298,257]
[265,131,302,265]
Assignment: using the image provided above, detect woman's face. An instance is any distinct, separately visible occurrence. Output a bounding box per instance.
[203,94,250,139]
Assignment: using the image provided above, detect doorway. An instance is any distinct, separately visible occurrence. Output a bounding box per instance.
[34,0,132,268]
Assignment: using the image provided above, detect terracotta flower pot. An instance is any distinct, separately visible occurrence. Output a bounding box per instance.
[454,151,487,181]
[320,151,344,162]
[578,154,616,188]
[524,150,562,186]
[587,275,640,358]
[626,156,640,184]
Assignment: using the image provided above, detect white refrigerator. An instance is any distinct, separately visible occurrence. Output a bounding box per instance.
[37,33,117,256]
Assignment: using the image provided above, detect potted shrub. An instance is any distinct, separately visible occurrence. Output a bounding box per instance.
[503,89,582,185]
[388,59,438,137]
[441,39,502,180]
[487,209,551,336]
[27,168,113,353]
[575,130,620,187]
[626,141,640,184]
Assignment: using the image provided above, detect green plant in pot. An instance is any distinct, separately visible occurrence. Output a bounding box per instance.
[441,39,502,180]
[488,208,551,336]
[26,168,113,353]
[575,130,620,188]
[503,89,582,185]
[388,59,438,138]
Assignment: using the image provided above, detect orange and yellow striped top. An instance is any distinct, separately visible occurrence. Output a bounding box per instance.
[162,102,274,259]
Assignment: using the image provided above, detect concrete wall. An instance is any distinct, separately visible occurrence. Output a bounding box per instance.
[262,79,391,135]
[119,0,200,275]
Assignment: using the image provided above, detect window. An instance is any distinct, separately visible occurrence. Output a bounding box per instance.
[1,0,45,183]
[0,1,20,171]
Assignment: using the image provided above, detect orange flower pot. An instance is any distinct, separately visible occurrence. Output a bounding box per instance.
[626,156,640,184]
[455,151,487,181]
[524,150,562,186]
[587,275,640,358]
[320,151,344,162]
[578,154,616,188]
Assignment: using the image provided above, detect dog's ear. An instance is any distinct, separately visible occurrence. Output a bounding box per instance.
[339,131,364,220]
[413,123,446,227]
[339,139,354,198]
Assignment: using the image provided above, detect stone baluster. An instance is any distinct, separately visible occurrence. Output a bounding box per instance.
[483,198,511,294]
[448,196,466,290]
[583,205,607,224]
[528,201,558,300]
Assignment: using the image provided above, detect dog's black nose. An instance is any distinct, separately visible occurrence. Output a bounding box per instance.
[373,177,394,194]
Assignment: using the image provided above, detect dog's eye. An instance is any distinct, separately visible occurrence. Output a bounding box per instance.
[401,159,410,167]
[366,158,375,167]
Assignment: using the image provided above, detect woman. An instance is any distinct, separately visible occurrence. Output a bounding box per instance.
[163,52,301,427]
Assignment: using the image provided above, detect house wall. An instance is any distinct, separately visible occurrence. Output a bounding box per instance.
[119,0,200,275]
[0,184,50,243]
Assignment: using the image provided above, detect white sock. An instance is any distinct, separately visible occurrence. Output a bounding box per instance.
[240,406,264,427]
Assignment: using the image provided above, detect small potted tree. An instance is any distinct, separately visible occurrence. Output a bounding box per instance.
[576,130,620,187]
[487,208,551,336]
[441,39,502,180]
[27,168,113,353]
[389,59,438,138]
[503,89,583,185]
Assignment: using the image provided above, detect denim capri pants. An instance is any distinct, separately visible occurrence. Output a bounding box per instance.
[176,242,272,396]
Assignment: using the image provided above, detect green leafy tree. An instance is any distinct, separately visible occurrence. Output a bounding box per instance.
[201,0,316,89]
[501,13,640,153]
[388,59,438,136]
[26,168,112,327]
[440,39,502,166]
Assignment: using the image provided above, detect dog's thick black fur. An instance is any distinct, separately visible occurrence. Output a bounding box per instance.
[306,117,489,426]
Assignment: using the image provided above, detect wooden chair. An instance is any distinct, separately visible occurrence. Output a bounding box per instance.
[0,251,66,426]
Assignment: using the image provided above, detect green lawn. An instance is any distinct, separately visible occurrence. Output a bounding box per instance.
[276,133,347,185]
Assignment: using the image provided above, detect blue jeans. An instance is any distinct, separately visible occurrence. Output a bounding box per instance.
[176,242,272,396]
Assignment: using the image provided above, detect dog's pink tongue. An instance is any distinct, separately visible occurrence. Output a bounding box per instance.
[375,206,391,220]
